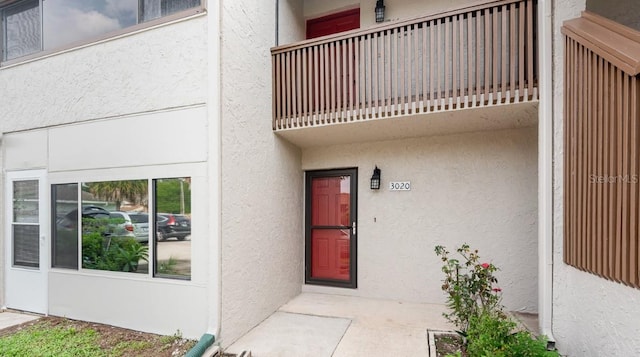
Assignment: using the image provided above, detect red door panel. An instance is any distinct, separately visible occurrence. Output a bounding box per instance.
[312,177,350,226]
[306,8,360,39]
[311,229,350,280]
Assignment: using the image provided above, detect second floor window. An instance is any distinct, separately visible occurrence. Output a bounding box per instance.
[1,0,202,62]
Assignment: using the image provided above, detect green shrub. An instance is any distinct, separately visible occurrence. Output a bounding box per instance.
[435,244,559,357]
[83,234,147,272]
[435,244,501,334]
[465,307,558,357]
[466,311,516,356]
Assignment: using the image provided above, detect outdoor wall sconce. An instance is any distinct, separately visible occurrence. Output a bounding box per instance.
[375,0,385,23]
[370,166,381,190]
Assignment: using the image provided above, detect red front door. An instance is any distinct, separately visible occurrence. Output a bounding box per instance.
[306,169,357,288]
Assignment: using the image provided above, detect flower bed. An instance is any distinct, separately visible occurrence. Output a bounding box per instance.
[434,244,559,357]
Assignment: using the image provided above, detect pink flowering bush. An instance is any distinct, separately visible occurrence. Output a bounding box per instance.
[434,243,503,334]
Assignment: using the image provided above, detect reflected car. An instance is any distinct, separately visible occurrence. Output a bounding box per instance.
[56,205,111,230]
[110,211,147,243]
[156,213,191,241]
[125,212,151,243]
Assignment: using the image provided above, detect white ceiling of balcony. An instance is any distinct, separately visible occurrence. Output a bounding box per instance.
[275,101,538,148]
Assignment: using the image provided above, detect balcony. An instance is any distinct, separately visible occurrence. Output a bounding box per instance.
[271,0,539,147]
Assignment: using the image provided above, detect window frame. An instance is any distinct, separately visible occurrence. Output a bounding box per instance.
[50,176,193,281]
[0,0,206,67]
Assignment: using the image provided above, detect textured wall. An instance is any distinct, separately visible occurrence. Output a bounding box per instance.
[302,126,539,312]
[0,16,207,133]
[220,0,304,346]
[586,0,640,31]
[552,1,640,356]
[304,0,471,29]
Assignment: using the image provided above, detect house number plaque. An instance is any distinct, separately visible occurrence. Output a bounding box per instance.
[389,181,411,191]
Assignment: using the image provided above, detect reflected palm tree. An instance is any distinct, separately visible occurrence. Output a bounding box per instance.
[86,180,147,211]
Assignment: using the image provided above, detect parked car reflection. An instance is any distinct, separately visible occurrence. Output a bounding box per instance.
[156,213,191,241]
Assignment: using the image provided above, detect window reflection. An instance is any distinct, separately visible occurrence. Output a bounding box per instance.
[52,184,79,269]
[51,177,192,279]
[82,179,149,274]
[2,0,41,61]
[1,0,202,61]
[154,178,191,279]
[43,0,137,51]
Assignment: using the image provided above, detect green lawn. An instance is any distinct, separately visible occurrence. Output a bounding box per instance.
[0,317,195,357]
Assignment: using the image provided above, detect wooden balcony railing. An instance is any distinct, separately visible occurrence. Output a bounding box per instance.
[271,0,538,130]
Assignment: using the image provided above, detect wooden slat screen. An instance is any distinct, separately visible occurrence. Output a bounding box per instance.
[271,0,538,130]
[563,12,640,288]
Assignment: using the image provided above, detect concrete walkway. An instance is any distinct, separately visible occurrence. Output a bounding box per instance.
[0,311,40,330]
[226,293,454,356]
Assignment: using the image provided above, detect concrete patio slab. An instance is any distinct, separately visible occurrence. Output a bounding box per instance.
[225,311,351,357]
[0,311,40,330]
[227,293,454,356]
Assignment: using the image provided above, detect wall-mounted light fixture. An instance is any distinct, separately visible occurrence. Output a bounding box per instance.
[375,0,385,23]
[370,166,381,190]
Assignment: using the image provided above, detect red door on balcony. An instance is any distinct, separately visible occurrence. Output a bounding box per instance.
[306,8,360,39]
[306,169,357,288]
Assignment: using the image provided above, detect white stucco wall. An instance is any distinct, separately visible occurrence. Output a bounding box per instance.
[279,0,306,45]
[551,1,640,356]
[220,0,304,346]
[0,15,207,133]
[304,0,471,29]
[302,126,539,313]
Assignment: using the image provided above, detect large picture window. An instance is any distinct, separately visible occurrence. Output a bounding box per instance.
[51,177,192,280]
[1,0,202,62]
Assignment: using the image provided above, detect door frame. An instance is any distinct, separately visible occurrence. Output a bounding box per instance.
[4,169,49,314]
[305,168,357,288]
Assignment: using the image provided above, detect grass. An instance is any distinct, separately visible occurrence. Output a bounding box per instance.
[0,317,196,357]
[0,321,104,357]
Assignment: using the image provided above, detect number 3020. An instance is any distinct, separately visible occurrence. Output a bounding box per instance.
[389,181,411,191]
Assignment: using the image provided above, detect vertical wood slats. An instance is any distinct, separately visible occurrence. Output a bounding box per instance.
[564,35,640,289]
[271,0,538,129]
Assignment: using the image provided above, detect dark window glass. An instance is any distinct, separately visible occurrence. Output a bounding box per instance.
[52,183,79,269]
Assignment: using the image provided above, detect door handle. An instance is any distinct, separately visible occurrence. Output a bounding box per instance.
[352,222,356,235]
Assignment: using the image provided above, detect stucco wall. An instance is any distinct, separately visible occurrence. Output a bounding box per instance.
[302,126,539,312]
[586,0,640,31]
[0,16,207,133]
[552,1,640,356]
[279,0,306,45]
[220,0,304,346]
[304,0,471,30]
